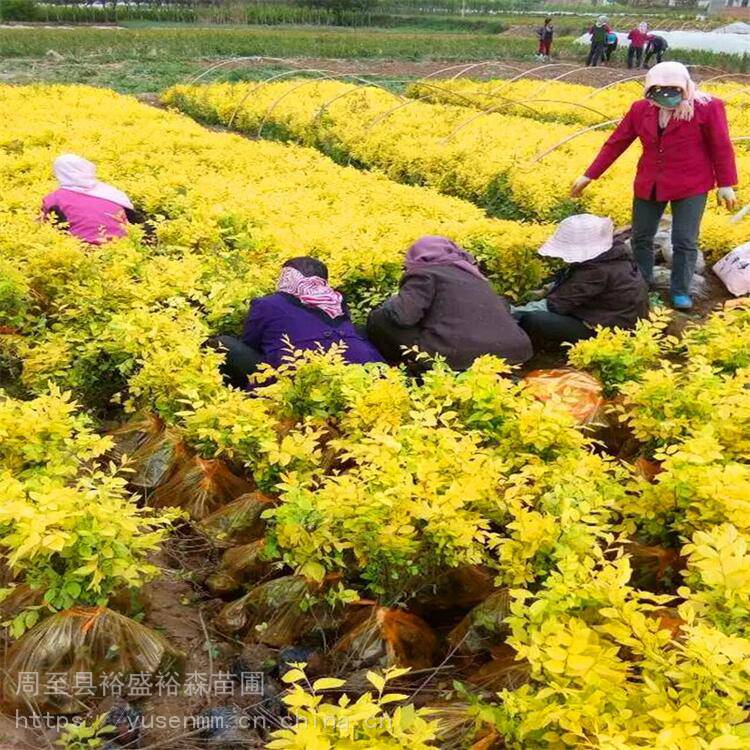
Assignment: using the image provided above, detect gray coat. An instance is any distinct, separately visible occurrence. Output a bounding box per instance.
[367,265,533,370]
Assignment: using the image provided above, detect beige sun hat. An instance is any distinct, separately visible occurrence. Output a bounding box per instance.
[538,214,614,263]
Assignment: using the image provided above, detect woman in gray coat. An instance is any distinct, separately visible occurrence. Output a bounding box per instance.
[367,236,533,371]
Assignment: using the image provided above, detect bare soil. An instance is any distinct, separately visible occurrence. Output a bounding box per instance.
[186,55,747,86]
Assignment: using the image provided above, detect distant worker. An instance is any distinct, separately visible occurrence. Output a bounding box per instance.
[536,17,554,60]
[570,62,738,311]
[514,215,649,351]
[367,236,533,371]
[604,30,619,63]
[644,34,668,67]
[41,154,140,245]
[627,21,649,69]
[586,16,611,67]
[210,257,384,388]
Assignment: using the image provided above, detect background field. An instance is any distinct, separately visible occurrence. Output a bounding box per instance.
[0,17,750,93]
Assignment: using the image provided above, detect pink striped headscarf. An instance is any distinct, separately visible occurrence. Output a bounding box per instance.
[277,266,344,319]
[644,61,711,123]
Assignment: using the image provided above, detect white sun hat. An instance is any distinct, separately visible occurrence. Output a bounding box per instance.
[538,214,614,263]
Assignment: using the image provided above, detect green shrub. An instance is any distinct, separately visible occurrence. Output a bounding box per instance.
[0,0,39,21]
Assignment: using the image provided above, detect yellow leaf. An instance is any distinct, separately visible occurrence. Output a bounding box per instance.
[366,671,385,693]
[281,669,306,684]
[311,677,346,691]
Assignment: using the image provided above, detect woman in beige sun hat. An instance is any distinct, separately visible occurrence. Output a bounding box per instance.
[514,214,650,351]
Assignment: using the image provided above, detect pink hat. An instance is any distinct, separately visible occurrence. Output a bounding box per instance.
[539,214,614,263]
[644,61,711,122]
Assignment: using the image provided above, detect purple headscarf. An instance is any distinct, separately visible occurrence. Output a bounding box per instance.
[405,236,485,279]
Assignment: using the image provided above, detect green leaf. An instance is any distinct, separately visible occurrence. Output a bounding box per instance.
[64,581,82,599]
[300,561,326,582]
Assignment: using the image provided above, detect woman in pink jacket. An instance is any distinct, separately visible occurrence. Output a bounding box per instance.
[42,154,137,245]
[571,62,738,310]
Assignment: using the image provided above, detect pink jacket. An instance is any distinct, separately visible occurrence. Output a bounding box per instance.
[42,188,129,244]
[627,28,649,48]
[584,97,738,202]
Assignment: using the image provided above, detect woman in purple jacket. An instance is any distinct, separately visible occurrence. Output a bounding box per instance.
[212,257,383,388]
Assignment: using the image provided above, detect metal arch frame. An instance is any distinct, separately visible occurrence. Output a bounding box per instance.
[183,56,293,86]
[357,81,486,140]
[175,55,749,188]
[311,78,407,125]
[251,72,407,137]
[702,73,750,84]
[466,65,628,109]
[488,62,585,89]
[699,73,750,100]
[473,64,578,105]
[437,98,556,145]
[686,64,737,77]
[473,63,584,102]
[522,119,621,170]
[416,61,526,82]
[582,72,646,101]
[497,64,619,103]
[446,60,536,82]
[227,68,334,130]
[511,98,613,122]
[224,68,403,131]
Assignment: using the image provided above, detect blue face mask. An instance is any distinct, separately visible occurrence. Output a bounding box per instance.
[647,86,684,110]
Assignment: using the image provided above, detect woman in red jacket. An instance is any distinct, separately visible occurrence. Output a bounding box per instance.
[627,22,649,69]
[571,62,738,309]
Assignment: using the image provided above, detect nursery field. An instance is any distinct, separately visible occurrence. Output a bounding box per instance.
[162,76,750,256]
[1,75,750,750]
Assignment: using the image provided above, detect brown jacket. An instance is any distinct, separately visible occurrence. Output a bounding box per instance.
[368,264,533,370]
[547,242,649,329]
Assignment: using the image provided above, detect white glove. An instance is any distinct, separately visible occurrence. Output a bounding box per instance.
[571,175,592,198]
[717,187,738,210]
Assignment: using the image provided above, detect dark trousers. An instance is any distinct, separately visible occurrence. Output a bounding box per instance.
[538,38,552,56]
[627,46,643,68]
[631,193,707,298]
[587,42,606,66]
[518,311,594,351]
[206,335,264,389]
[366,309,419,365]
[644,48,664,66]
[604,42,617,61]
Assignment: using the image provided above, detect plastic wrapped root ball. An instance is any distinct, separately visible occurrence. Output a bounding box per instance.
[332,606,439,671]
[149,456,253,521]
[3,606,184,713]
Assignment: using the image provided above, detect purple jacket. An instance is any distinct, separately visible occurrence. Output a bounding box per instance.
[241,292,384,368]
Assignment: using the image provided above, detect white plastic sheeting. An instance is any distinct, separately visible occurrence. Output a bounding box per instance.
[715,21,750,35]
[576,29,750,56]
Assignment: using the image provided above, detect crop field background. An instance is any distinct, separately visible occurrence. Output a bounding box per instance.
[1,4,750,749]
[3,12,750,93]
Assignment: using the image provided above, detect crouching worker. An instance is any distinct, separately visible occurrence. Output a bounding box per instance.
[41,154,144,245]
[367,236,533,371]
[515,214,649,351]
[211,257,384,389]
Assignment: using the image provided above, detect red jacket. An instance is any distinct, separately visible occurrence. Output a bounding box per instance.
[584,97,738,202]
[627,28,649,48]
